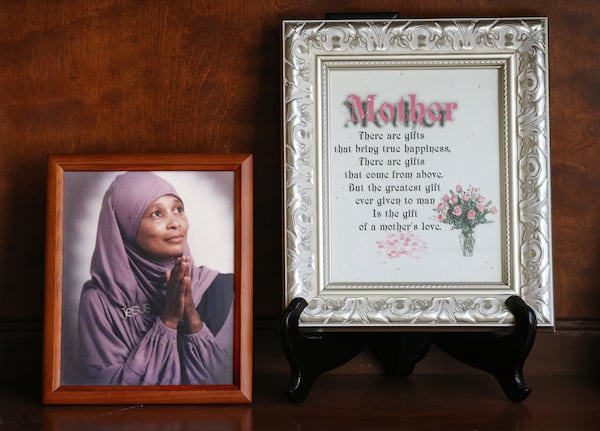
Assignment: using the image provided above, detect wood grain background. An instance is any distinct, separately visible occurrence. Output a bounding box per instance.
[0,0,598,326]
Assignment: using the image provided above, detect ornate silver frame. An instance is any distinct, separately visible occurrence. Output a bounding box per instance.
[282,18,553,328]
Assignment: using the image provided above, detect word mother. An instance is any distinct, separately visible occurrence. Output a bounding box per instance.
[346,94,459,127]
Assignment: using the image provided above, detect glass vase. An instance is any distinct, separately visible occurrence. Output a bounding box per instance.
[459,231,475,257]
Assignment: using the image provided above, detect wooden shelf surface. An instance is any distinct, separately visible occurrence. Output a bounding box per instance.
[2,374,598,430]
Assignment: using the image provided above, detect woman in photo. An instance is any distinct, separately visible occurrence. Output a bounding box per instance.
[77,171,234,385]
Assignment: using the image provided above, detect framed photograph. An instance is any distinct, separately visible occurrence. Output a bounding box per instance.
[282,18,553,328]
[43,153,253,404]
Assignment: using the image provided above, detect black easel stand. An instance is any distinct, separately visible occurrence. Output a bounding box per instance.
[280,295,537,403]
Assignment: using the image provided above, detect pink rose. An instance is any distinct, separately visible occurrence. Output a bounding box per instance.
[478,195,486,203]
[467,210,476,220]
[437,202,446,211]
[461,193,471,202]
[456,185,463,192]
[450,195,458,204]
[442,194,449,202]
[477,203,486,212]
[437,213,446,222]
[491,206,498,214]
[452,206,462,216]
[471,187,479,194]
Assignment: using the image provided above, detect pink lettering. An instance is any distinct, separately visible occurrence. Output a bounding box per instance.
[346,95,365,122]
[409,94,425,125]
[345,94,458,127]
[445,102,458,121]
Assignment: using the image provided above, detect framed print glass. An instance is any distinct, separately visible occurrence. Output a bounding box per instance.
[43,153,253,404]
[282,18,553,329]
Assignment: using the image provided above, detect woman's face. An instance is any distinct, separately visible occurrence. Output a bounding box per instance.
[135,195,189,262]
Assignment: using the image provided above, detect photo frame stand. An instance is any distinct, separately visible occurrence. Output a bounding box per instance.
[280,296,537,403]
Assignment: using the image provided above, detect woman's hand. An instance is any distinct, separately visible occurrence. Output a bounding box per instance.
[182,257,204,333]
[161,257,190,329]
[183,296,204,333]
[161,256,204,333]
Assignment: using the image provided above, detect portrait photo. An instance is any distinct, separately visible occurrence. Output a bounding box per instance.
[43,154,253,404]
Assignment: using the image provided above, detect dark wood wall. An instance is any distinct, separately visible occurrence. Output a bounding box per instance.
[0,0,599,327]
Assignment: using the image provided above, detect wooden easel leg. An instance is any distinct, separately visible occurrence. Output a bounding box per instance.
[432,295,537,401]
[280,298,369,402]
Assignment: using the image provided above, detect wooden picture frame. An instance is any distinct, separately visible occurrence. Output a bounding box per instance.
[43,153,253,404]
[282,18,553,329]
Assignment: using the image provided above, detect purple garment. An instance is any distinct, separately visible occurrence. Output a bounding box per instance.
[77,172,233,385]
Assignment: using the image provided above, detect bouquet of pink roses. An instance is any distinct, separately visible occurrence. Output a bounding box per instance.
[434,185,497,234]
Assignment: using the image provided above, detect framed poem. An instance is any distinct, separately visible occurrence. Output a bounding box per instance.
[43,153,253,404]
[282,18,553,329]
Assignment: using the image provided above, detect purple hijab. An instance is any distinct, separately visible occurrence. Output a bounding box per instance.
[89,171,218,312]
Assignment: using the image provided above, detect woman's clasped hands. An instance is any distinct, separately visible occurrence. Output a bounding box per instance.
[161,256,204,333]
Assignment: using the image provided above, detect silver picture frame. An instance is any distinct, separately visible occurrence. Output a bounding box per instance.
[282,18,553,329]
